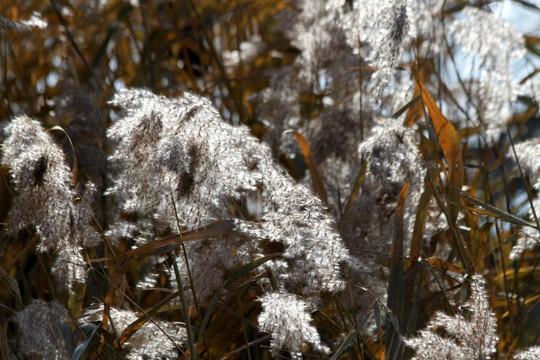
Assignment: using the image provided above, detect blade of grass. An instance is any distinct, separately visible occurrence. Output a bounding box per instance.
[427,257,463,274]
[48,126,78,185]
[508,131,540,230]
[386,182,409,360]
[125,220,234,258]
[405,260,427,337]
[330,311,374,360]
[408,183,431,270]
[392,95,421,120]
[415,76,462,188]
[71,322,101,360]
[103,255,131,310]
[49,0,104,91]
[76,323,118,359]
[339,159,367,228]
[427,177,473,270]
[0,266,22,310]
[104,221,235,331]
[104,221,234,316]
[374,300,383,347]
[196,254,279,344]
[1,321,10,360]
[292,130,328,204]
[170,192,205,355]
[507,300,540,358]
[171,257,197,360]
[68,282,86,320]
[91,24,118,71]
[221,335,272,360]
[117,289,180,345]
[455,189,535,228]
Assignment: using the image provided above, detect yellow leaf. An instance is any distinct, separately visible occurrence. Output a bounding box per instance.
[427,257,463,274]
[416,78,462,186]
[292,131,328,204]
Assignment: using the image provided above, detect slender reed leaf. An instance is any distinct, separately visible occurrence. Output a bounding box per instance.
[197,254,279,344]
[292,130,328,204]
[0,266,22,310]
[386,182,409,360]
[415,76,462,187]
[117,290,181,346]
[455,189,535,228]
[48,126,78,185]
[339,159,367,228]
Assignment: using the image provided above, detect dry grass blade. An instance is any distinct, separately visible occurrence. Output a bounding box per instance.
[197,254,279,344]
[104,255,131,314]
[117,290,182,347]
[427,178,473,270]
[404,261,426,340]
[339,159,367,228]
[386,182,410,360]
[221,335,272,359]
[507,300,540,357]
[5,234,39,272]
[72,323,101,360]
[415,77,462,186]
[47,126,78,185]
[68,282,86,320]
[427,257,463,274]
[392,182,410,258]
[292,130,328,204]
[104,221,234,308]
[1,321,10,360]
[171,257,198,360]
[392,95,421,120]
[0,267,22,310]
[125,220,234,258]
[49,0,104,91]
[330,310,374,360]
[408,185,431,270]
[455,189,535,228]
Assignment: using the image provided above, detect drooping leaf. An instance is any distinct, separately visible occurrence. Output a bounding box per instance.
[104,221,234,308]
[415,77,462,187]
[48,126,78,185]
[125,220,234,258]
[292,130,328,204]
[456,189,535,228]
